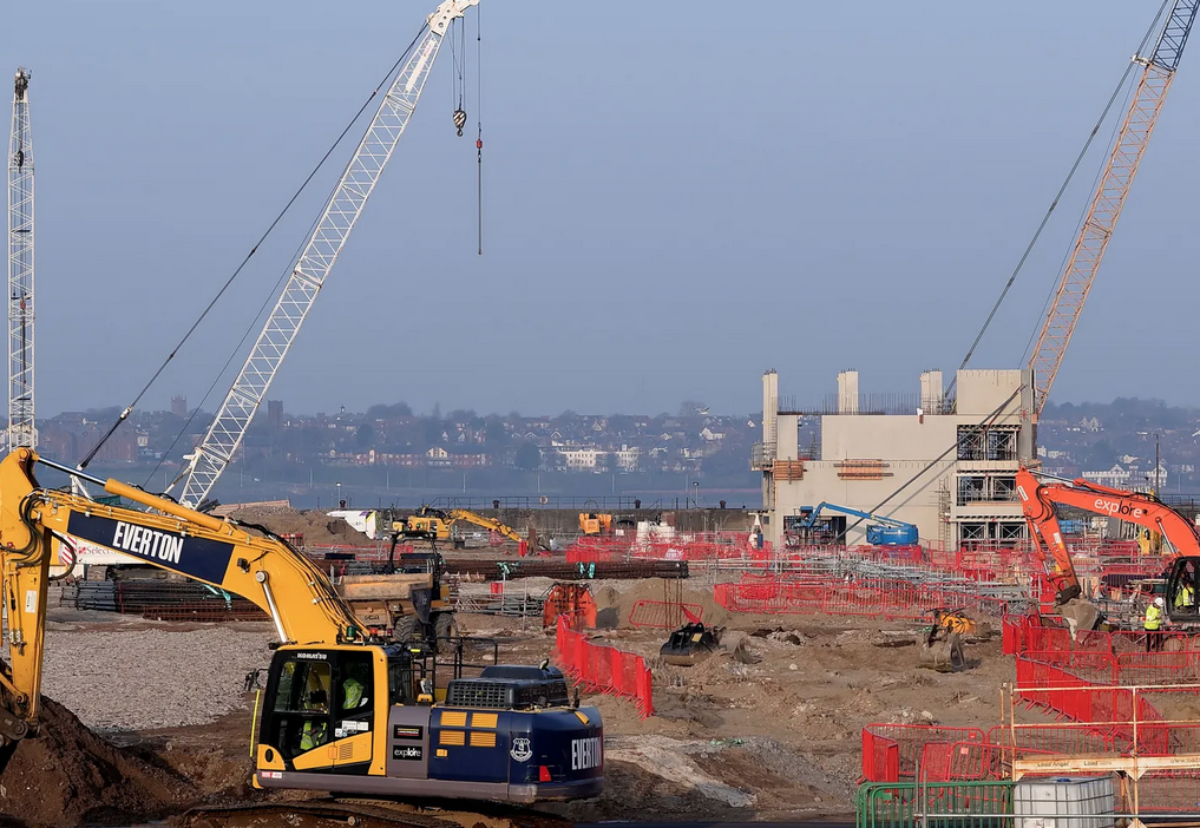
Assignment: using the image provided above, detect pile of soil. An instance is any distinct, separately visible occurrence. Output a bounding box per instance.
[591,579,732,629]
[0,697,190,827]
[231,507,374,547]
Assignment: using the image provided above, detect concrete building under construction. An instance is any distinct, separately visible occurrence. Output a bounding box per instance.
[753,369,1035,550]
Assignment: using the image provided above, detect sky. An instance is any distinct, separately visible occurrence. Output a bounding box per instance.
[4,1,1198,419]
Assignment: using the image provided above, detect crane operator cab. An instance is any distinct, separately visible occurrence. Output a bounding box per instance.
[1165,558,1199,622]
[255,644,603,803]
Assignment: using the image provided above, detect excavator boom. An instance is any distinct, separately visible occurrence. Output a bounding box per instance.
[0,449,605,803]
[1,449,366,730]
[447,508,523,544]
[1016,465,1200,612]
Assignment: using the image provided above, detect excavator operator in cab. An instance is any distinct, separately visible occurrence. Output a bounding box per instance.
[300,669,332,751]
[342,661,371,711]
[1174,564,1197,614]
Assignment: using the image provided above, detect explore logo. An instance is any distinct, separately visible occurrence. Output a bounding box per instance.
[1093,497,1145,519]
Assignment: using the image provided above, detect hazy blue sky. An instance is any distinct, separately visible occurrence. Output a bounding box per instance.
[4,1,1196,418]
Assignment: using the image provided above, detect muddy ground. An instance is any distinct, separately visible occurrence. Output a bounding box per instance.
[1,576,1044,828]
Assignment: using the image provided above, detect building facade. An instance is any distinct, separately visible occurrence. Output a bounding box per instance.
[753,369,1036,550]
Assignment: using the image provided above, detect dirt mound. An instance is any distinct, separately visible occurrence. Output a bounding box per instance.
[0,697,190,827]
[590,579,732,629]
[231,507,374,547]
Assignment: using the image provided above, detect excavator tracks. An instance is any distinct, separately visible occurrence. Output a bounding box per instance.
[179,798,571,828]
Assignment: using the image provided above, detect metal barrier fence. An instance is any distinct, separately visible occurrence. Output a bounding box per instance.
[857,776,1200,826]
[856,780,1015,828]
[627,599,703,629]
[715,574,1016,621]
[552,615,653,718]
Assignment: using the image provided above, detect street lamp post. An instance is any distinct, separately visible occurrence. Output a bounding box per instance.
[336,481,342,508]
[1156,433,1161,494]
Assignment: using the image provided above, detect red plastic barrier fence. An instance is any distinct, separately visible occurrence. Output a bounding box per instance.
[553,615,653,718]
[859,724,985,782]
[918,741,1009,782]
[565,532,776,565]
[1002,615,1200,686]
[860,728,900,782]
[631,539,770,563]
[564,537,631,564]
[867,633,1200,806]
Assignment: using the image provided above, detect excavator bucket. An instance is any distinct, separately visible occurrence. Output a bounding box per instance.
[660,622,721,667]
[918,631,965,672]
[1057,597,1104,638]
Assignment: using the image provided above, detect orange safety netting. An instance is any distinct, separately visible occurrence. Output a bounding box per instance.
[552,615,653,718]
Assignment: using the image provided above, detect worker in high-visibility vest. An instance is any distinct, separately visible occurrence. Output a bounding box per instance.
[1144,596,1165,652]
[300,719,328,751]
[1176,579,1195,612]
[343,675,366,710]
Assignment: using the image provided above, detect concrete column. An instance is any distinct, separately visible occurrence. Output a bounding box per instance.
[837,371,859,415]
[920,370,943,413]
[762,370,778,447]
[777,414,800,460]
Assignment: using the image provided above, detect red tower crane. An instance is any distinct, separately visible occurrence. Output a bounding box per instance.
[1030,1,1198,417]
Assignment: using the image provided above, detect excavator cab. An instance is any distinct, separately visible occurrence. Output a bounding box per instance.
[1164,557,1200,623]
[255,642,604,802]
[259,645,394,769]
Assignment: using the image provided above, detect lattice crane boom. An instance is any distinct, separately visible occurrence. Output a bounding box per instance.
[8,67,35,450]
[178,0,478,508]
[1030,1,1198,418]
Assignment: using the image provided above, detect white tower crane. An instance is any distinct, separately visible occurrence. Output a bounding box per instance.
[8,68,35,450]
[177,0,478,508]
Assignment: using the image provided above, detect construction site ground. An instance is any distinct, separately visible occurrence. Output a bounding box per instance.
[1,576,1044,828]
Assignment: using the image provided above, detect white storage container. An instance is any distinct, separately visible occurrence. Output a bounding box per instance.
[1014,776,1115,828]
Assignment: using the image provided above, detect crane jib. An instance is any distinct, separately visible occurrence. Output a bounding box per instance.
[66,512,234,583]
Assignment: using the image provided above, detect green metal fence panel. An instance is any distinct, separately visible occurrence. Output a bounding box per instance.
[857,780,1014,828]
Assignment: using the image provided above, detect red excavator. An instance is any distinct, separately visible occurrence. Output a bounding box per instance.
[1015,467,1200,632]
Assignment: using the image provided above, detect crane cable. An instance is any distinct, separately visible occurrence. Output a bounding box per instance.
[476,4,484,255]
[451,16,467,135]
[945,0,1171,402]
[82,25,430,474]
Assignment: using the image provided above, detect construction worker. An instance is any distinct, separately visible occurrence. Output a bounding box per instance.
[342,664,369,711]
[300,718,328,751]
[1144,596,1165,652]
[1176,576,1196,613]
[299,671,331,752]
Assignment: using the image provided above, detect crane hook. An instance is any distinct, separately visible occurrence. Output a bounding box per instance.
[453,108,467,137]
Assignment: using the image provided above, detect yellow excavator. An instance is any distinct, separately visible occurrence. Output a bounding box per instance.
[0,449,603,802]
[393,506,523,549]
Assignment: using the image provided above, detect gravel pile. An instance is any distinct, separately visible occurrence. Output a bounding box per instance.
[6,626,276,731]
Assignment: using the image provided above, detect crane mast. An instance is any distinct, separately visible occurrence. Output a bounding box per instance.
[7,68,34,450]
[178,0,478,508]
[1030,1,1198,417]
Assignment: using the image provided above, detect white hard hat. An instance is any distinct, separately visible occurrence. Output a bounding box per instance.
[1155,597,1165,607]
